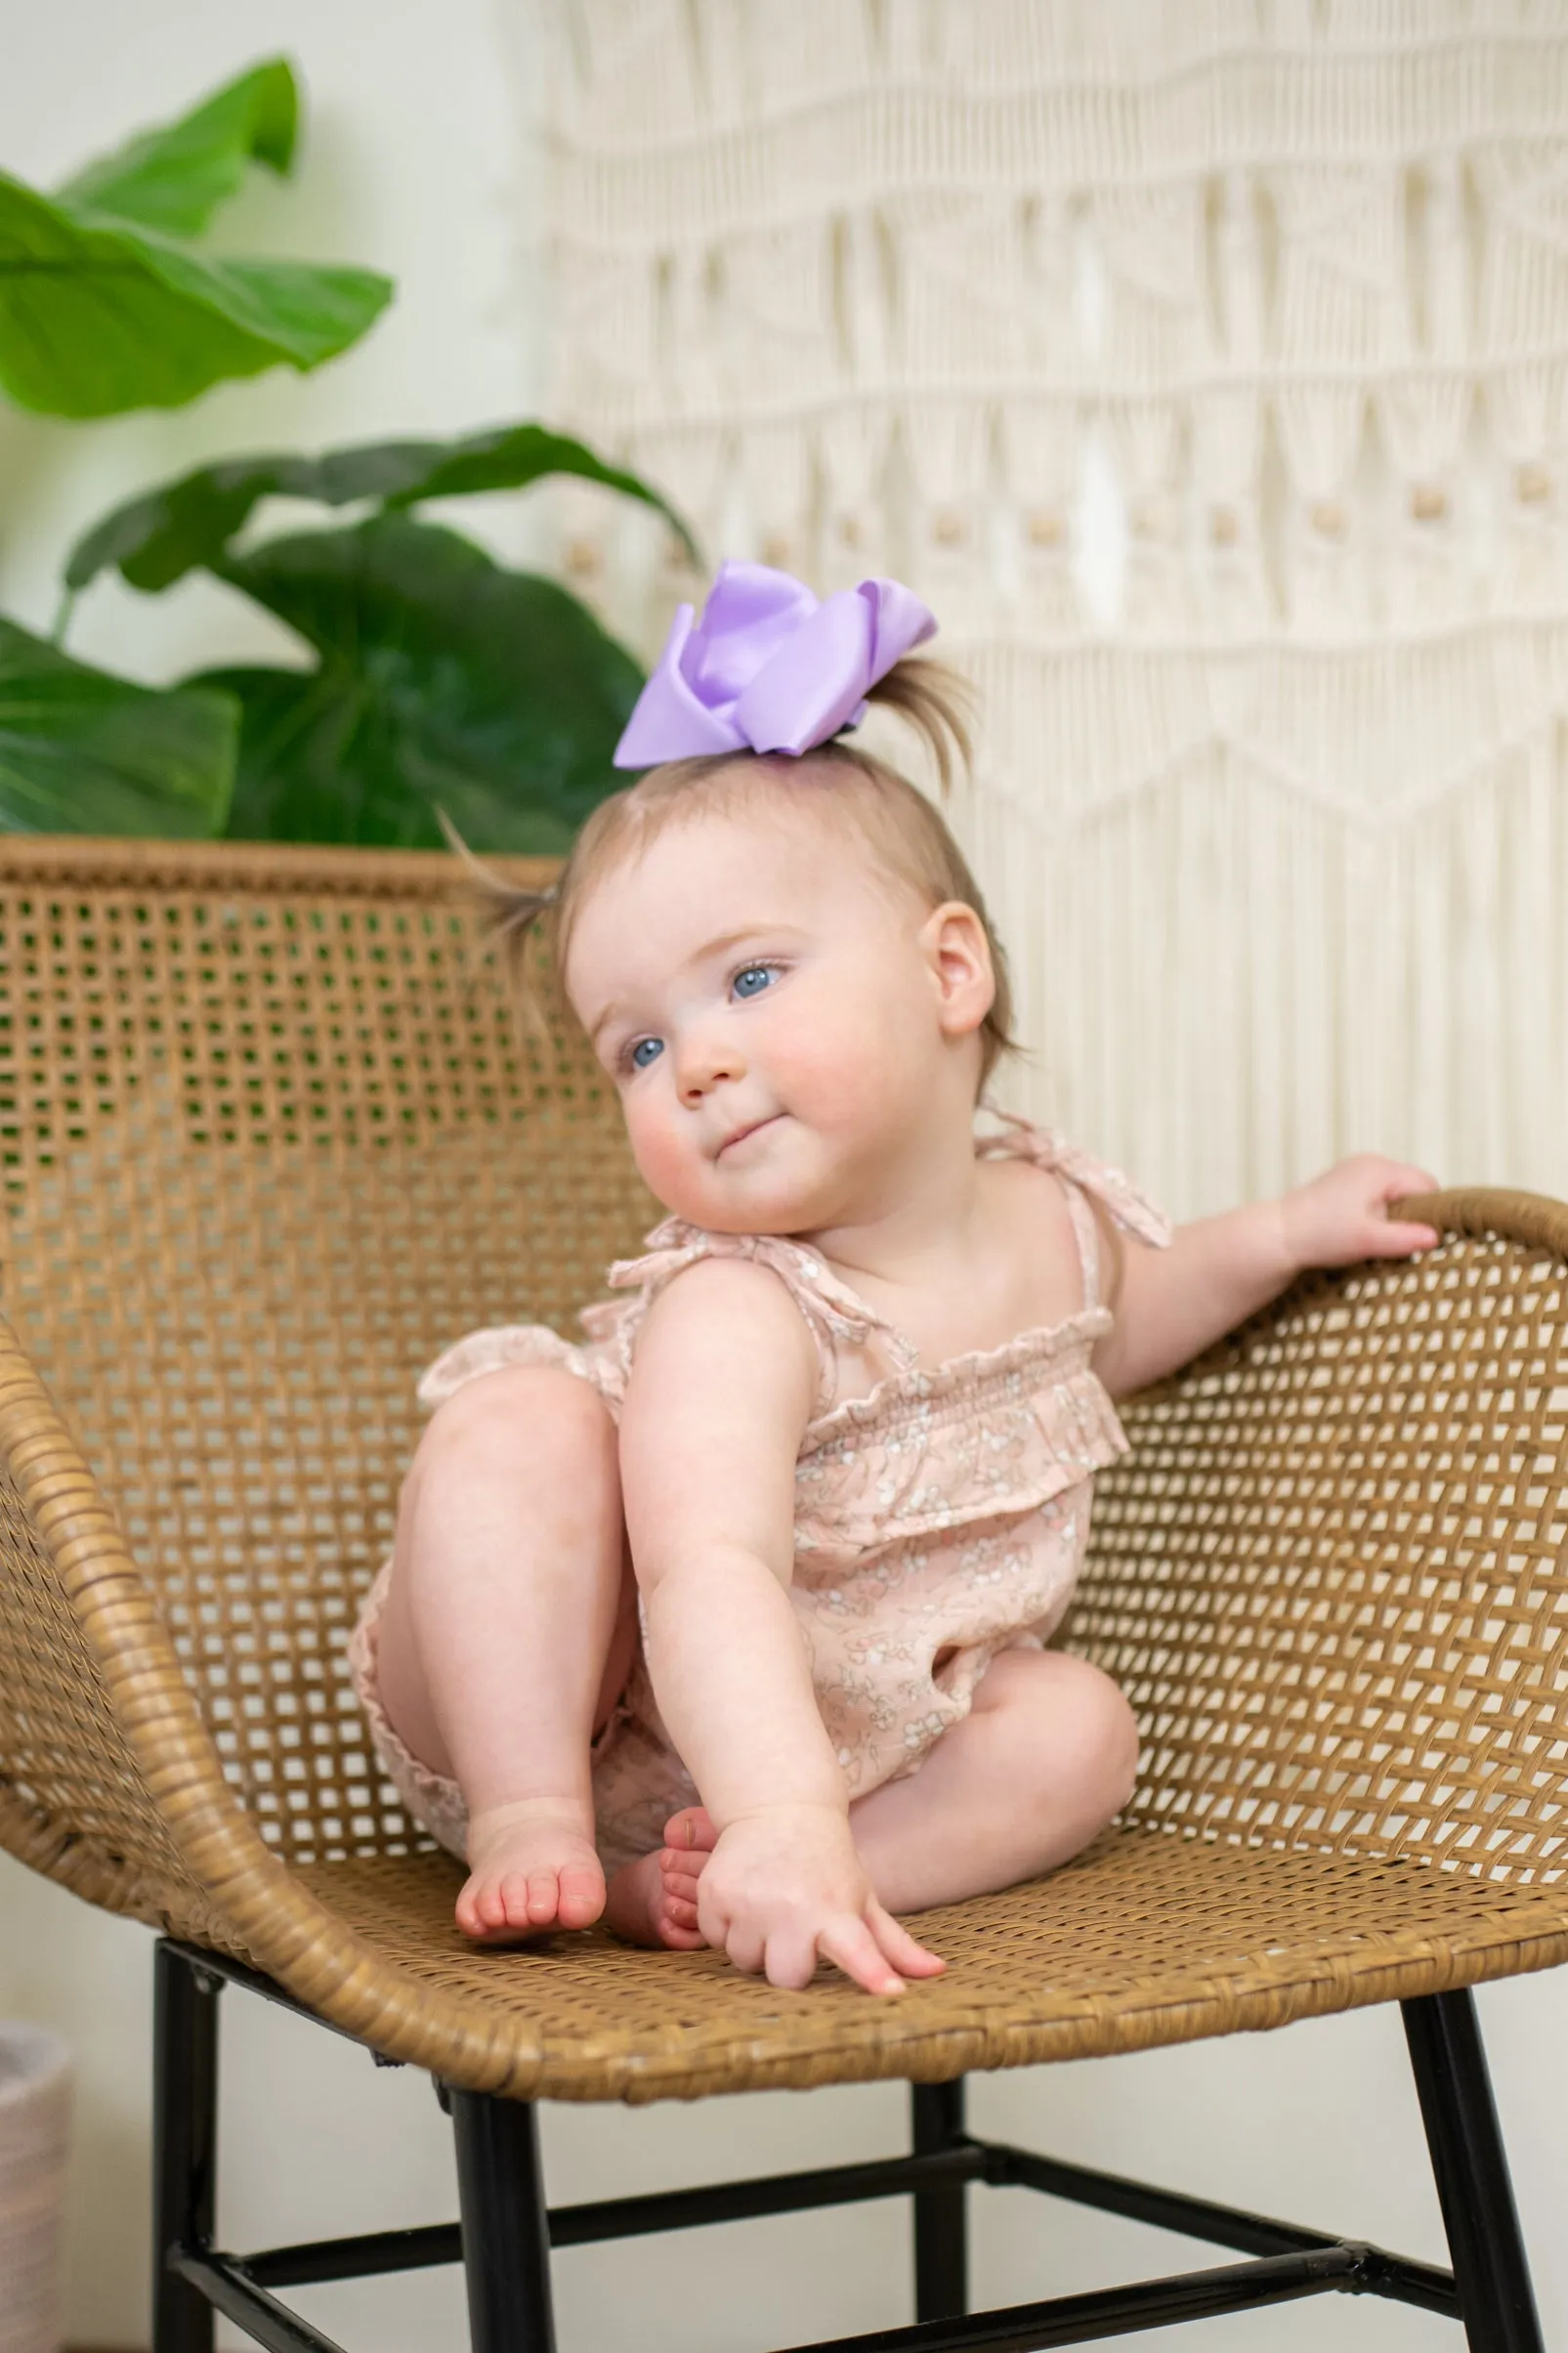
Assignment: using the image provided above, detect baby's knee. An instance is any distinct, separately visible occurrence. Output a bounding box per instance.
[412,1366,614,1490]
[1086,1671,1141,1812]
[1008,1651,1140,1813]
[1056,1659,1140,1813]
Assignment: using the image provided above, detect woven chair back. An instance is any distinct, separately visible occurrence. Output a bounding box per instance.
[0,845,653,1876]
[1080,1226,1568,1883]
[1,844,1566,1904]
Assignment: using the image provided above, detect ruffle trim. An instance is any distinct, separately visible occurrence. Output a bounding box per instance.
[798,1305,1111,1444]
[793,1349,1129,1551]
[587,1221,913,1415]
[416,1324,598,1412]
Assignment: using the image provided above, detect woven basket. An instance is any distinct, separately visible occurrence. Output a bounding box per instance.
[0,2028,70,2353]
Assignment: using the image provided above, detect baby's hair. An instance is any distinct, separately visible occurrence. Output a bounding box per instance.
[464,656,1019,1091]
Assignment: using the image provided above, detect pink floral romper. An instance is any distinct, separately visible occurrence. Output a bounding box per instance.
[350,1121,1170,1873]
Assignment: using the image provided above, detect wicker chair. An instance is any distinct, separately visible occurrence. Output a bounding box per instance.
[0,838,1564,2353]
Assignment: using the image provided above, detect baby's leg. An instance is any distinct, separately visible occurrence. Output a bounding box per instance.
[597,1651,1135,1950]
[374,1365,633,1942]
[847,1649,1139,1914]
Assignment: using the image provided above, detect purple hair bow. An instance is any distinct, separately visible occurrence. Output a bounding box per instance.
[613,561,937,769]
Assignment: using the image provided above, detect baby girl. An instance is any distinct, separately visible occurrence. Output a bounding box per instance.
[351,562,1438,1996]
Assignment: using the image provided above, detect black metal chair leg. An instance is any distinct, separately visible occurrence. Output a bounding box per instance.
[911,2078,968,2322]
[152,1940,221,2353]
[1401,1989,1545,2353]
[451,2089,558,2353]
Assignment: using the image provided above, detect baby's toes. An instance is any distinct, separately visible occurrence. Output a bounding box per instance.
[457,1871,524,1941]
[656,1892,705,1950]
[659,1853,705,1905]
[657,1812,716,1911]
[555,1859,608,1930]
[661,1805,718,1856]
[527,1866,576,1925]
[497,1871,539,1928]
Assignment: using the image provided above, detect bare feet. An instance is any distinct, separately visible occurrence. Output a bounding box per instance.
[603,1807,718,1951]
[456,1799,607,1943]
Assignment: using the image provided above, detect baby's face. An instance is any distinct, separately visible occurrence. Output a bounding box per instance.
[565,801,982,1234]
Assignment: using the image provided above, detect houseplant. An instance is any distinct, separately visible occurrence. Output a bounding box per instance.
[0,58,689,847]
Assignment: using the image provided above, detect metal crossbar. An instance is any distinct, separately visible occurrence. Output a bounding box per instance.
[774,2246,1391,2353]
[222,2140,1459,2316]
[171,2234,1436,2353]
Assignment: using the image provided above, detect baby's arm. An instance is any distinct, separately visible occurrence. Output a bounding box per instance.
[1093,1153,1440,1397]
[617,1258,944,1995]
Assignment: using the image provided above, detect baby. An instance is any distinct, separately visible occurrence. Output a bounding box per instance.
[351,562,1438,1996]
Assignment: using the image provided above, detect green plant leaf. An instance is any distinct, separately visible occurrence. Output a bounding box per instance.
[193,513,640,850]
[0,59,392,418]
[55,58,298,238]
[0,617,236,836]
[65,421,699,592]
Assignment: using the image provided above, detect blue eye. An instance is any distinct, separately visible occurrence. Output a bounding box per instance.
[629,1037,663,1071]
[732,963,776,1000]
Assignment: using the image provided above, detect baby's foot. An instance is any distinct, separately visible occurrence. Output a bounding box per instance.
[603,1807,718,1951]
[457,1800,607,1944]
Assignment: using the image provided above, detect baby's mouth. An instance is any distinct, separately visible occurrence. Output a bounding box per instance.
[716,1114,781,1159]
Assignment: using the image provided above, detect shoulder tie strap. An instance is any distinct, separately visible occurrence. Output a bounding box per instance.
[976,1110,1173,1284]
[1059,1181,1106,1311]
[589,1219,915,1414]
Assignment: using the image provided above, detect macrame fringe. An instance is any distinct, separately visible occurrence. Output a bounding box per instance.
[536,0,1568,1214]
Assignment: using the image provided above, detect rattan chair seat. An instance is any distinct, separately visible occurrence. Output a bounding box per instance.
[280,1829,1568,2104]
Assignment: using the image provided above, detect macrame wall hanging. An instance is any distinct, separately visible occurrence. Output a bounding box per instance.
[533,0,1568,1219]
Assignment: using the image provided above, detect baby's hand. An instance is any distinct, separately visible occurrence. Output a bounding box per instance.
[1280,1154,1441,1271]
[697,1803,946,1996]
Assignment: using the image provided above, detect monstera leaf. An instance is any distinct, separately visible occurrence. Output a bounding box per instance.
[191,514,642,850]
[65,422,699,593]
[0,59,391,417]
[0,618,235,835]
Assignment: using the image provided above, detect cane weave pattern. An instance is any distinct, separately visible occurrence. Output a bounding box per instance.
[0,841,654,1878]
[1079,1226,1568,1884]
[284,1829,1568,2105]
[1,840,1566,2104]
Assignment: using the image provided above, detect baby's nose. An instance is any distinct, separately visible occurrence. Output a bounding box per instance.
[677,1029,743,1103]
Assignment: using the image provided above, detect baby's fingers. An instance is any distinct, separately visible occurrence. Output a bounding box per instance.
[868,1899,947,1981]
[818,1915,908,1997]
[759,1927,823,1991]
[1364,1173,1442,1258]
[1366,1202,1441,1255]
[1375,1219,1441,1255]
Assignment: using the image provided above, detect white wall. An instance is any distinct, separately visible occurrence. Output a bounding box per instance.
[1,6,1565,2349]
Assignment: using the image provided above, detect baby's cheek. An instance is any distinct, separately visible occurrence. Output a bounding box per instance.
[623,1104,699,1212]
[789,1035,905,1134]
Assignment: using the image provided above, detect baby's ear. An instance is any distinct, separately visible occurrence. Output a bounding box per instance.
[920,901,995,1039]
